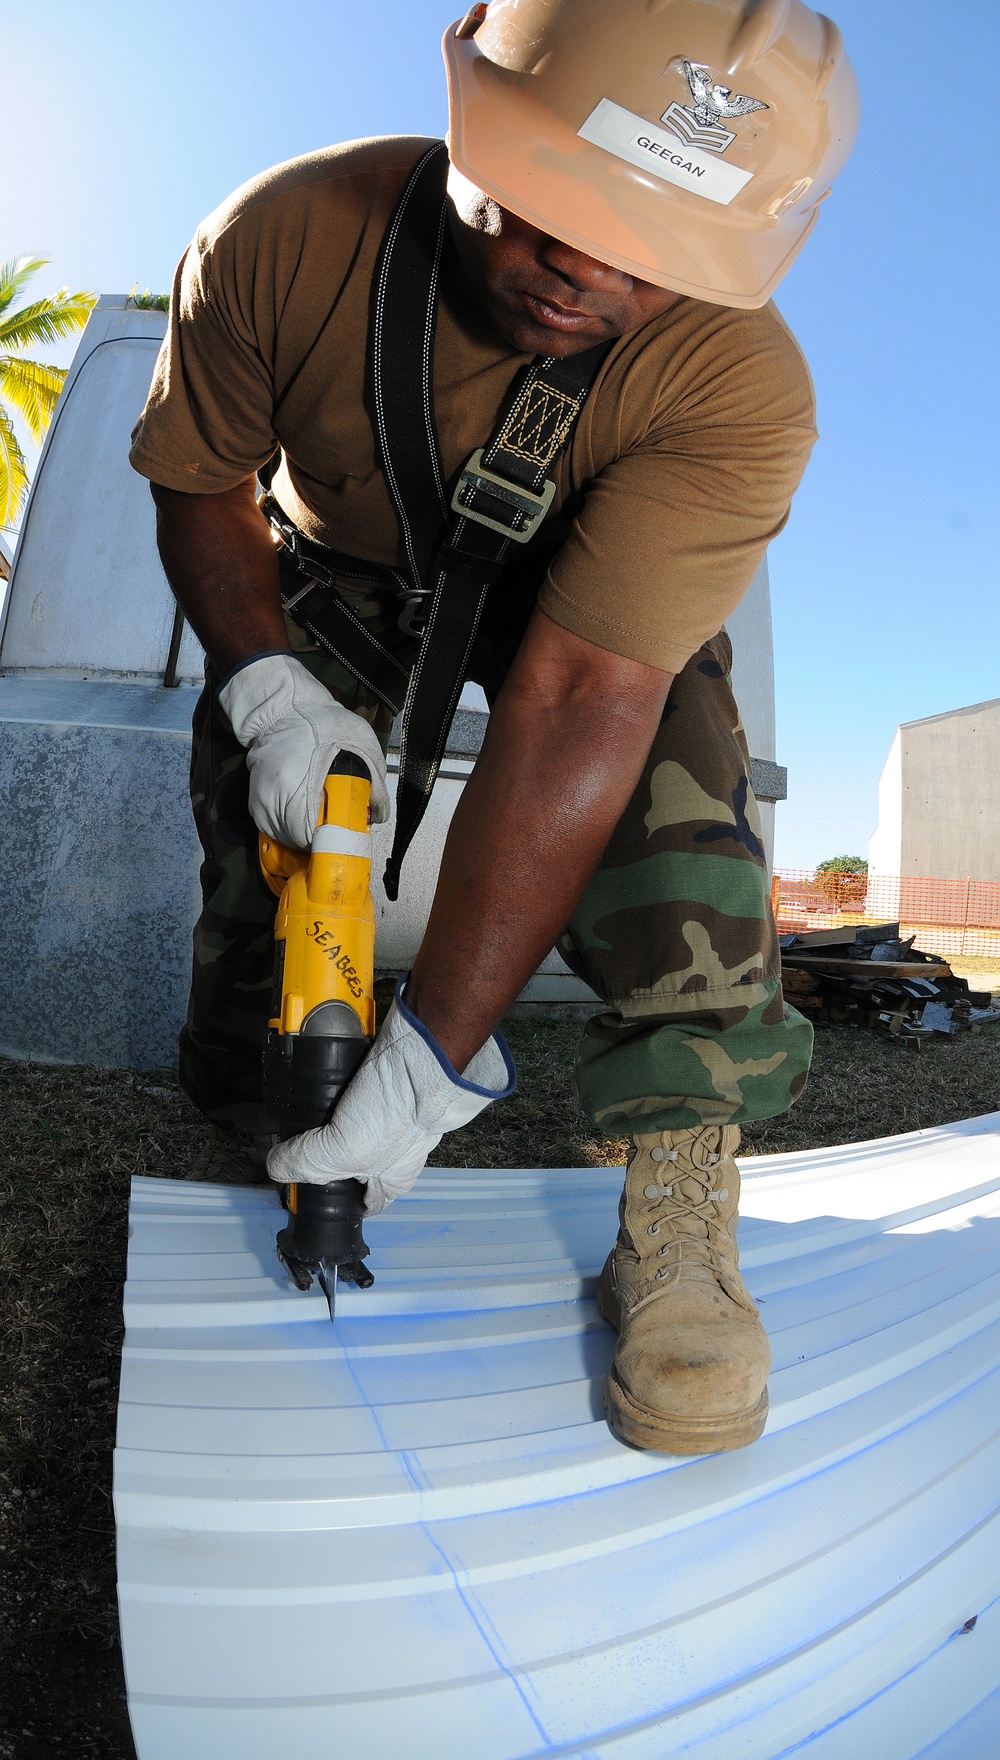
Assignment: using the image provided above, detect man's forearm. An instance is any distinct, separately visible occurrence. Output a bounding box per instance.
[407,611,673,1071]
[150,480,289,673]
[151,483,670,1072]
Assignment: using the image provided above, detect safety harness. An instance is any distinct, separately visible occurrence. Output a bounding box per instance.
[262,141,612,898]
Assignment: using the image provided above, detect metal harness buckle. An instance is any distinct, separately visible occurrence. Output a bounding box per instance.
[451,449,556,544]
[397,591,429,637]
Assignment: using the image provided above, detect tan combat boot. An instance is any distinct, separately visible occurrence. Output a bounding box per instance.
[596,1125,769,1454]
[183,1124,276,1185]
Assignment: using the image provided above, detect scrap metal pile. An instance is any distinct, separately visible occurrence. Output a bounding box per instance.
[779,922,1000,1045]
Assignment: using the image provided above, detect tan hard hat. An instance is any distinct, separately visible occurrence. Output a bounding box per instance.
[444,0,859,308]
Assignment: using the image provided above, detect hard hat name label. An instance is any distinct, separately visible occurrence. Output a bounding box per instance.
[578,99,754,207]
[635,138,705,177]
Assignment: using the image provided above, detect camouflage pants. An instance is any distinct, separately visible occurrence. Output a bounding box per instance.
[564,633,812,1134]
[180,609,812,1137]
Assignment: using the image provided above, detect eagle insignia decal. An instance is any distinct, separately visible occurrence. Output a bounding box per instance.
[661,60,769,155]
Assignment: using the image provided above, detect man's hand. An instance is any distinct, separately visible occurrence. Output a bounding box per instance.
[267,983,516,1212]
[219,653,390,843]
[406,609,675,1070]
[150,480,388,843]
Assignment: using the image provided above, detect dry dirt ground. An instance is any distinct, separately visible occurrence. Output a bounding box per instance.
[2,1009,999,1757]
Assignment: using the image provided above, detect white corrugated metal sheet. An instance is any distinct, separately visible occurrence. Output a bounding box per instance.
[115,1115,1000,1759]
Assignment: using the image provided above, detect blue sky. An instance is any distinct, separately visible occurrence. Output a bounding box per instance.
[6,0,999,869]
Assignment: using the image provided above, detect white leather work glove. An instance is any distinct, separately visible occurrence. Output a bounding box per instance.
[267,981,517,1214]
[218,652,390,849]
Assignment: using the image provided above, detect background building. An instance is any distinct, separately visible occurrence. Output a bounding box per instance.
[865,699,1000,946]
[869,700,1000,884]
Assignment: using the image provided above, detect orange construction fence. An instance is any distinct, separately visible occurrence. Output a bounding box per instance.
[770,870,1000,961]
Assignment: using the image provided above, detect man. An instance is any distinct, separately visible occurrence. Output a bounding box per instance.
[130,0,858,1455]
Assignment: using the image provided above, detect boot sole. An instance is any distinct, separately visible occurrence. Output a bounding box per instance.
[596,1264,769,1455]
[603,1366,768,1455]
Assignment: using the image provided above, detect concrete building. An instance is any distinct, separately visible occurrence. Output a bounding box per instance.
[0,296,787,1068]
[869,699,1000,883]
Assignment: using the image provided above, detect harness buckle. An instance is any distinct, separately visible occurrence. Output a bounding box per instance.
[451,449,555,544]
[397,592,429,638]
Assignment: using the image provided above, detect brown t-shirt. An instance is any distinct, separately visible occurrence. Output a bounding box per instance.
[130,136,816,675]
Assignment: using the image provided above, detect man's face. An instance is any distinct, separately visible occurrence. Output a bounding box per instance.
[448,169,679,357]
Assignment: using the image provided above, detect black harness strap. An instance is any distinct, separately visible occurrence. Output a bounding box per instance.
[485,350,607,487]
[369,142,450,607]
[383,341,612,900]
[265,142,613,899]
[264,504,412,713]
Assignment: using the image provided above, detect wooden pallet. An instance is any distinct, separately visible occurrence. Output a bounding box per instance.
[781,955,952,980]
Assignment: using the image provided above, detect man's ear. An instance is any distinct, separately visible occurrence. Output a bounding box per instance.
[446,162,503,237]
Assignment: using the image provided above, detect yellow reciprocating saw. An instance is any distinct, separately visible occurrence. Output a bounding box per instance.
[259,754,377,1320]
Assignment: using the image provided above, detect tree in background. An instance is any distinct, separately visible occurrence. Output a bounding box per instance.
[815,854,868,908]
[0,255,96,531]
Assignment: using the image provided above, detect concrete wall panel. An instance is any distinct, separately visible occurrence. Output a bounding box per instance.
[868,727,903,907]
[902,702,1000,882]
[0,678,202,1068]
[869,701,1000,885]
[727,556,775,765]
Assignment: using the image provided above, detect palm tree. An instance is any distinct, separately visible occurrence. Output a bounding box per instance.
[0,255,96,531]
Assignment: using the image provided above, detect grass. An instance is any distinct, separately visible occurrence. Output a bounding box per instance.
[946,956,1000,988]
[124,286,169,313]
[2,1014,1000,1754]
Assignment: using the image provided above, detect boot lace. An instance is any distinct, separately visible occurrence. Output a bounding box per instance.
[639,1143,733,1281]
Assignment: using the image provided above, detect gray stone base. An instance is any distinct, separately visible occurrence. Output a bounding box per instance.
[0,677,202,1069]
